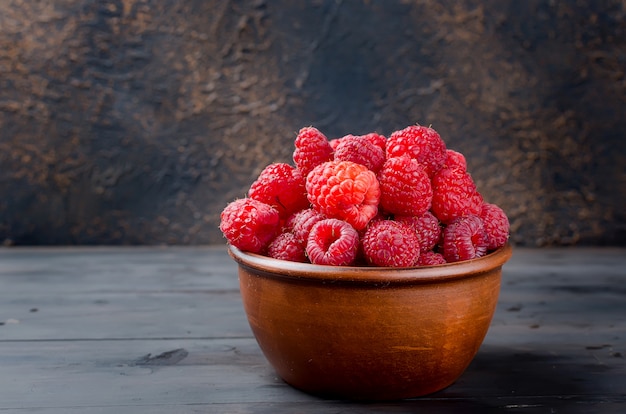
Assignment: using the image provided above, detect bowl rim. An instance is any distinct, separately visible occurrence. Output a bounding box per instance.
[228,243,512,284]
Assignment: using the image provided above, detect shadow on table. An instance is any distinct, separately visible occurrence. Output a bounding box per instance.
[285,344,625,414]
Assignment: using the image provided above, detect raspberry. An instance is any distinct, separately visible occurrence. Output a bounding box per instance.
[267,232,308,262]
[378,156,432,216]
[386,125,447,177]
[361,220,420,267]
[331,133,386,153]
[329,135,348,150]
[248,163,309,218]
[444,149,467,171]
[395,211,441,253]
[361,132,387,152]
[220,123,512,267]
[219,198,280,253]
[285,208,326,244]
[293,126,334,176]
[306,219,359,266]
[306,160,380,231]
[417,250,447,266]
[480,203,510,250]
[442,215,488,262]
[431,167,483,224]
[333,134,385,173]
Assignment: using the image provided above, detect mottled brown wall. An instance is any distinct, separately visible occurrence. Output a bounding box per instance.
[1,0,625,246]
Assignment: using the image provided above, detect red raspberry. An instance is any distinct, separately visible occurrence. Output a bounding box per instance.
[306,219,359,266]
[442,215,488,262]
[443,149,467,171]
[330,133,386,152]
[285,208,326,244]
[293,126,334,176]
[417,251,447,266]
[378,156,432,216]
[480,203,510,250]
[395,211,441,253]
[267,232,308,263]
[361,220,420,267]
[431,167,483,224]
[386,125,447,177]
[329,135,348,150]
[306,160,380,231]
[219,198,280,254]
[361,132,387,152]
[334,135,385,173]
[248,163,309,219]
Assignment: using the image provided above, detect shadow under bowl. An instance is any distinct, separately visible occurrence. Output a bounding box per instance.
[228,243,513,401]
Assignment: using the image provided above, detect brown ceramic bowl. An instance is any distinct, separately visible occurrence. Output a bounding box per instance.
[229,243,512,401]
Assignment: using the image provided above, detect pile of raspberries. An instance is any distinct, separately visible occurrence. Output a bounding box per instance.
[220,125,509,267]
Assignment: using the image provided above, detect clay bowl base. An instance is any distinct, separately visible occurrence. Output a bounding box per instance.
[229,244,512,401]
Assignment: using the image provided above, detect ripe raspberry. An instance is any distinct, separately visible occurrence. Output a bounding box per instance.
[395,211,441,253]
[293,126,334,176]
[219,198,280,253]
[361,132,387,152]
[331,133,386,152]
[431,167,483,224]
[248,163,309,219]
[378,156,432,216]
[443,149,467,171]
[306,219,359,266]
[442,215,488,262]
[361,220,420,267]
[417,251,447,266]
[386,125,447,177]
[329,135,348,150]
[267,232,308,263]
[285,208,326,244]
[334,134,385,173]
[306,160,380,231]
[480,203,510,250]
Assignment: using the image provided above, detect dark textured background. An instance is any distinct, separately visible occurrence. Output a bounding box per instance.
[1,0,625,246]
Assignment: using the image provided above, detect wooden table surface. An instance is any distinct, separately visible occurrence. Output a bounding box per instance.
[1,246,624,413]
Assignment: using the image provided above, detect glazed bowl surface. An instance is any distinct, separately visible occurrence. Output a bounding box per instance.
[229,244,512,401]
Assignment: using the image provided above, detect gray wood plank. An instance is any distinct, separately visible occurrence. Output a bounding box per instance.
[2,399,625,414]
[0,247,251,340]
[0,338,623,412]
[0,289,251,340]
[0,246,624,413]
[0,246,239,293]
[0,338,299,409]
[488,247,626,347]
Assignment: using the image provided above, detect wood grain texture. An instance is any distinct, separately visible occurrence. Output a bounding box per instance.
[0,246,625,412]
